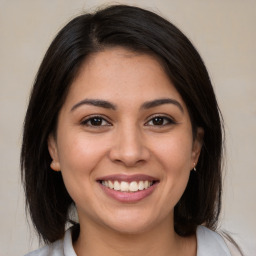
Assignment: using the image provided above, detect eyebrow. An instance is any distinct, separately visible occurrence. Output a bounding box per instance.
[70,98,184,113]
[71,99,117,111]
[141,98,184,112]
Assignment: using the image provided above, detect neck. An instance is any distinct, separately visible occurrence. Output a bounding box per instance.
[73,216,196,256]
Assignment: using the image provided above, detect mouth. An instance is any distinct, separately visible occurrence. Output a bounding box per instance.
[96,174,159,202]
[99,180,157,193]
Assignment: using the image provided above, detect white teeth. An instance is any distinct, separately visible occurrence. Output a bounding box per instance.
[138,181,144,190]
[120,181,129,192]
[101,180,154,192]
[129,181,138,192]
[114,180,120,191]
[109,180,114,189]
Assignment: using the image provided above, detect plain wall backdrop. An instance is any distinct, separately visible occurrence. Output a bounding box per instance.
[0,0,255,255]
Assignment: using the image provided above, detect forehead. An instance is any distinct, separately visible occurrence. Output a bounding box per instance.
[63,47,185,110]
[78,47,167,82]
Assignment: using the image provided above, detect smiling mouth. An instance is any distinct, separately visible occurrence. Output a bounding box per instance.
[99,180,157,193]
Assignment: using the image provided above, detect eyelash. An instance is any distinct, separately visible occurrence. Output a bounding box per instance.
[145,115,176,127]
[80,115,111,127]
[80,115,176,128]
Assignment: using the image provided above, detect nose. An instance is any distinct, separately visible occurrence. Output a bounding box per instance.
[109,125,150,167]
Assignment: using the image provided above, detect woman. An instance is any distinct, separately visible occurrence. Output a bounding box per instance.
[22,4,238,256]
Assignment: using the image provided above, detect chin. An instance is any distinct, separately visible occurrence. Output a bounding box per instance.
[100,209,168,235]
[106,220,153,235]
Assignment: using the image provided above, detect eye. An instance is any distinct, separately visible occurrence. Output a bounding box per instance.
[81,116,111,127]
[145,115,175,126]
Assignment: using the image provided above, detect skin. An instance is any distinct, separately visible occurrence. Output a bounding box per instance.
[48,47,203,256]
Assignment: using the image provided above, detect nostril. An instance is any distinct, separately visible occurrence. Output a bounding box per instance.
[109,146,150,167]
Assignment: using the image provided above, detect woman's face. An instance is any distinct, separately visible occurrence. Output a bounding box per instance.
[48,47,203,234]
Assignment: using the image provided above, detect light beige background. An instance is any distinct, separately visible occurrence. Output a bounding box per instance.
[0,0,255,255]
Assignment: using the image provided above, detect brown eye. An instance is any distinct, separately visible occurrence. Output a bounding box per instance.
[90,117,103,126]
[152,117,165,125]
[81,116,111,127]
[146,116,175,126]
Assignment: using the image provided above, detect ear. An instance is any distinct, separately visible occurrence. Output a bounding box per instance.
[190,127,204,170]
[48,134,61,171]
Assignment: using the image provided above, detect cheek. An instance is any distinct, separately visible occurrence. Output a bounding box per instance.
[56,132,108,197]
[153,132,193,173]
[58,130,107,169]
[152,132,193,201]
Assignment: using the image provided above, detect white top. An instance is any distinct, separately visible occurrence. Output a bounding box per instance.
[25,226,231,256]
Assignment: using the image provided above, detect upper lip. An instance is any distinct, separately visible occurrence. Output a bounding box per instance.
[97,174,158,183]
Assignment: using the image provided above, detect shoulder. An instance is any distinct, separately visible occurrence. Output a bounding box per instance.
[196,226,231,256]
[24,239,63,256]
[24,229,76,256]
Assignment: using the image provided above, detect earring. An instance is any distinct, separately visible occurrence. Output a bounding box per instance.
[193,162,197,171]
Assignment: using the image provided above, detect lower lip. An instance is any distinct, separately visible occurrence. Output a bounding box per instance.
[99,183,158,203]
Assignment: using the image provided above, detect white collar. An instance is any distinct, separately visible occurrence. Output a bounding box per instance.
[63,225,231,256]
[196,226,231,256]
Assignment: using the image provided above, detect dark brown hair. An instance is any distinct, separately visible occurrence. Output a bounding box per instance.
[21,5,223,243]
